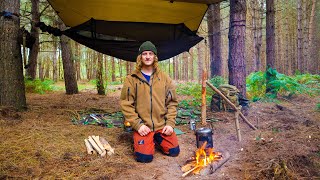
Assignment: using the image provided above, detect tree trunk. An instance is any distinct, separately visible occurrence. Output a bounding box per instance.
[104,55,108,81]
[284,0,290,75]
[118,60,122,82]
[266,0,276,94]
[26,0,39,79]
[53,37,58,82]
[197,41,204,83]
[96,52,105,95]
[86,50,91,80]
[308,0,317,74]
[266,0,276,69]
[228,0,247,98]
[257,0,264,71]
[0,0,27,109]
[173,56,176,80]
[74,42,81,81]
[126,61,129,75]
[302,0,309,73]
[183,52,188,81]
[190,49,194,80]
[208,3,223,77]
[38,57,43,80]
[44,58,50,79]
[297,0,303,72]
[91,52,97,80]
[58,20,78,94]
[111,56,116,82]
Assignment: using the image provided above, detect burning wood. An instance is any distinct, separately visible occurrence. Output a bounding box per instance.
[181,142,230,177]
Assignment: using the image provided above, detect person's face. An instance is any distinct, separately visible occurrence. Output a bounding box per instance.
[141,51,155,67]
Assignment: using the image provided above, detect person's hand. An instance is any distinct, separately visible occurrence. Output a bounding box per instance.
[138,125,151,136]
[162,125,174,136]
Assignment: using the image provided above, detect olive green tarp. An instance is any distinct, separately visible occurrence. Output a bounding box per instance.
[47,0,223,61]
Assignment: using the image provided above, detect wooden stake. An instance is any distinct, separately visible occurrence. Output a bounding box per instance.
[206,81,257,130]
[235,107,242,141]
[201,70,207,125]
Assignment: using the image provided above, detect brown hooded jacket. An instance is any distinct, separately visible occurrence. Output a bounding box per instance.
[120,69,178,131]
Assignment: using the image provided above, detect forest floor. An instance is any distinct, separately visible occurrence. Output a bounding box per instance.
[0,85,319,179]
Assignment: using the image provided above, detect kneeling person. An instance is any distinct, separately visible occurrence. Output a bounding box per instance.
[120,41,180,163]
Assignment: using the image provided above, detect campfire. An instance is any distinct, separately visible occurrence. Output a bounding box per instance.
[181,142,230,177]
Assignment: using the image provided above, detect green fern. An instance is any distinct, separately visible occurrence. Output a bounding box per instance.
[25,79,54,94]
[246,70,319,101]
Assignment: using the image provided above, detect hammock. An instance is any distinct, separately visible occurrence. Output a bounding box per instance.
[46,0,223,61]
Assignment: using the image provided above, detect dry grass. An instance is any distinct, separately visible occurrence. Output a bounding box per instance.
[0,91,319,179]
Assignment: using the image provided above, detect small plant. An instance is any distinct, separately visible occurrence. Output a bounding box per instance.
[246,71,266,100]
[176,82,201,98]
[25,79,54,94]
[246,69,320,101]
[208,76,227,88]
[272,127,281,133]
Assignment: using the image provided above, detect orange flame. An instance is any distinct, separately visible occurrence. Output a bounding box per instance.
[195,141,222,167]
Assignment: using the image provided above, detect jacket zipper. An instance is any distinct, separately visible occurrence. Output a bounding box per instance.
[135,83,137,111]
[127,87,130,101]
[150,77,155,131]
[166,91,172,103]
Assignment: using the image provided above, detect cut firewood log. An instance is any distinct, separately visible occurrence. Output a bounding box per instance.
[92,135,107,157]
[99,137,115,156]
[88,136,103,155]
[84,139,94,154]
[199,151,230,176]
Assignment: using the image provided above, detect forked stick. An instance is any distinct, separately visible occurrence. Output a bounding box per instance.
[206,81,257,130]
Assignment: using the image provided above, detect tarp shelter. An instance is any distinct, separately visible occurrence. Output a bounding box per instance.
[47,0,223,62]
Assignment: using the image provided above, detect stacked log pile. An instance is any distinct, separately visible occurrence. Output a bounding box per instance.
[84,135,115,157]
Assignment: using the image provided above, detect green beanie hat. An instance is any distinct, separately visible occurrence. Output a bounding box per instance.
[138,41,157,55]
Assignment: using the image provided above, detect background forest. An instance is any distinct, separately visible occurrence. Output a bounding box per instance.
[17,0,319,92]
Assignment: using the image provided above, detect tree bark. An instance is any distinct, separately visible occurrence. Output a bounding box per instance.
[111,56,116,82]
[266,0,276,94]
[297,0,303,72]
[308,0,316,74]
[96,52,105,95]
[75,42,81,81]
[183,52,188,81]
[53,37,58,82]
[197,41,204,83]
[284,0,290,75]
[190,49,194,80]
[44,58,50,79]
[0,0,27,109]
[38,57,43,80]
[58,20,78,94]
[173,56,176,80]
[26,0,40,79]
[208,3,223,77]
[228,0,247,98]
[266,0,276,69]
[118,60,122,82]
[302,0,309,73]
